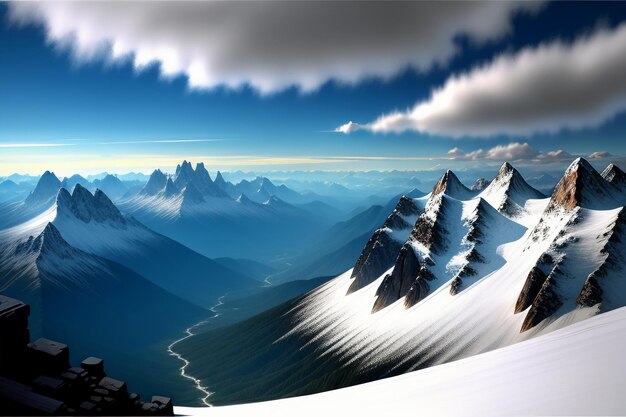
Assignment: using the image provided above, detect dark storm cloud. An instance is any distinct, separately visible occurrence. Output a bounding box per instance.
[8,1,537,94]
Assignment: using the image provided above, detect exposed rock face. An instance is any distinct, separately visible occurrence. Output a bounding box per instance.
[449,265,477,296]
[25,171,62,205]
[432,170,473,199]
[515,267,548,313]
[141,170,167,196]
[577,276,603,307]
[348,230,403,294]
[173,161,196,190]
[550,157,618,210]
[56,185,125,224]
[403,267,435,308]
[576,208,625,308]
[382,196,420,230]
[471,178,491,191]
[521,268,563,332]
[410,194,449,255]
[371,244,420,312]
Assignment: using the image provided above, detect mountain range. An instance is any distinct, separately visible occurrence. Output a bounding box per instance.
[175,157,626,405]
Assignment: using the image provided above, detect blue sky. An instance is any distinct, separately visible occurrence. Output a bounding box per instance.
[1,2,626,176]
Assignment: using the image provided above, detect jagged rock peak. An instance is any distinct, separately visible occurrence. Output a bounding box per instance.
[162,178,179,197]
[372,243,420,313]
[56,184,125,224]
[348,229,403,294]
[36,223,68,252]
[551,157,616,210]
[383,196,419,230]
[215,171,227,188]
[471,178,491,191]
[195,162,212,182]
[601,163,626,186]
[26,171,62,204]
[141,169,168,196]
[432,170,472,199]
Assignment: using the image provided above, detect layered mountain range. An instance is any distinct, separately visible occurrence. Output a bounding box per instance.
[118,161,340,260]
[177,157,626,405]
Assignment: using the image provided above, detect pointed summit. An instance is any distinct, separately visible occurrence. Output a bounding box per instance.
[174,160,196,189]
[56,184,125,224]
[141,169,168,196]
[195,162,212,182]
[479,162,544,216]
[601,163,626,187]
[35,223,70,255]
[551,158,620,210]
[432,170,474,199]
[25,171,62,205]
[214,171,228,190]
[162,178,179,197]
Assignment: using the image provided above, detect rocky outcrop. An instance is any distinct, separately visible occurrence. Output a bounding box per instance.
[348,230,403,294]
[515,267,548,313]
[371,244,420,312]
[410,194,449,255]
[576,208,625,308]
[403,267,435,308]
[521,265,564,332]
[577,276,603,307]
[449,265,477,296]
[471,178,490,191]
[382,196,420,230]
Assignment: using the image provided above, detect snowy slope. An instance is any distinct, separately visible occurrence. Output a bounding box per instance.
[54,185,258,307]
[176,158,626,406]
[177,306,626,417]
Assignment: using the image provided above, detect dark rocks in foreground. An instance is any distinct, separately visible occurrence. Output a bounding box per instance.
[0,295,174,416]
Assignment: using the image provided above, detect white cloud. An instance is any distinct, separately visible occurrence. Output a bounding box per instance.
[341,23,626,137]
[8,2,537,94]
[587,151,612,160]
[448,142,539,161]
[447,142,585,162]
[335,121,363,134]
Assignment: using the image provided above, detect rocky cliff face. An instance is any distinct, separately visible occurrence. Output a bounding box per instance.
[348,195,421,294]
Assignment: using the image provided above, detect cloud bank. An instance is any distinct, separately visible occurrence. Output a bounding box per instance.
[339,23,626,137]
[447,142,615,163]
[9,1,535,94]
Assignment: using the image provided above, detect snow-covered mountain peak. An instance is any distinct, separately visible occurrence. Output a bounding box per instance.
[56,184,125,224]
[602,163,626,186]
[141,169,168,196]
[479,162,544,217]
[25,170,62,206]
[432,170,474,199]
[551,157,620,210]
